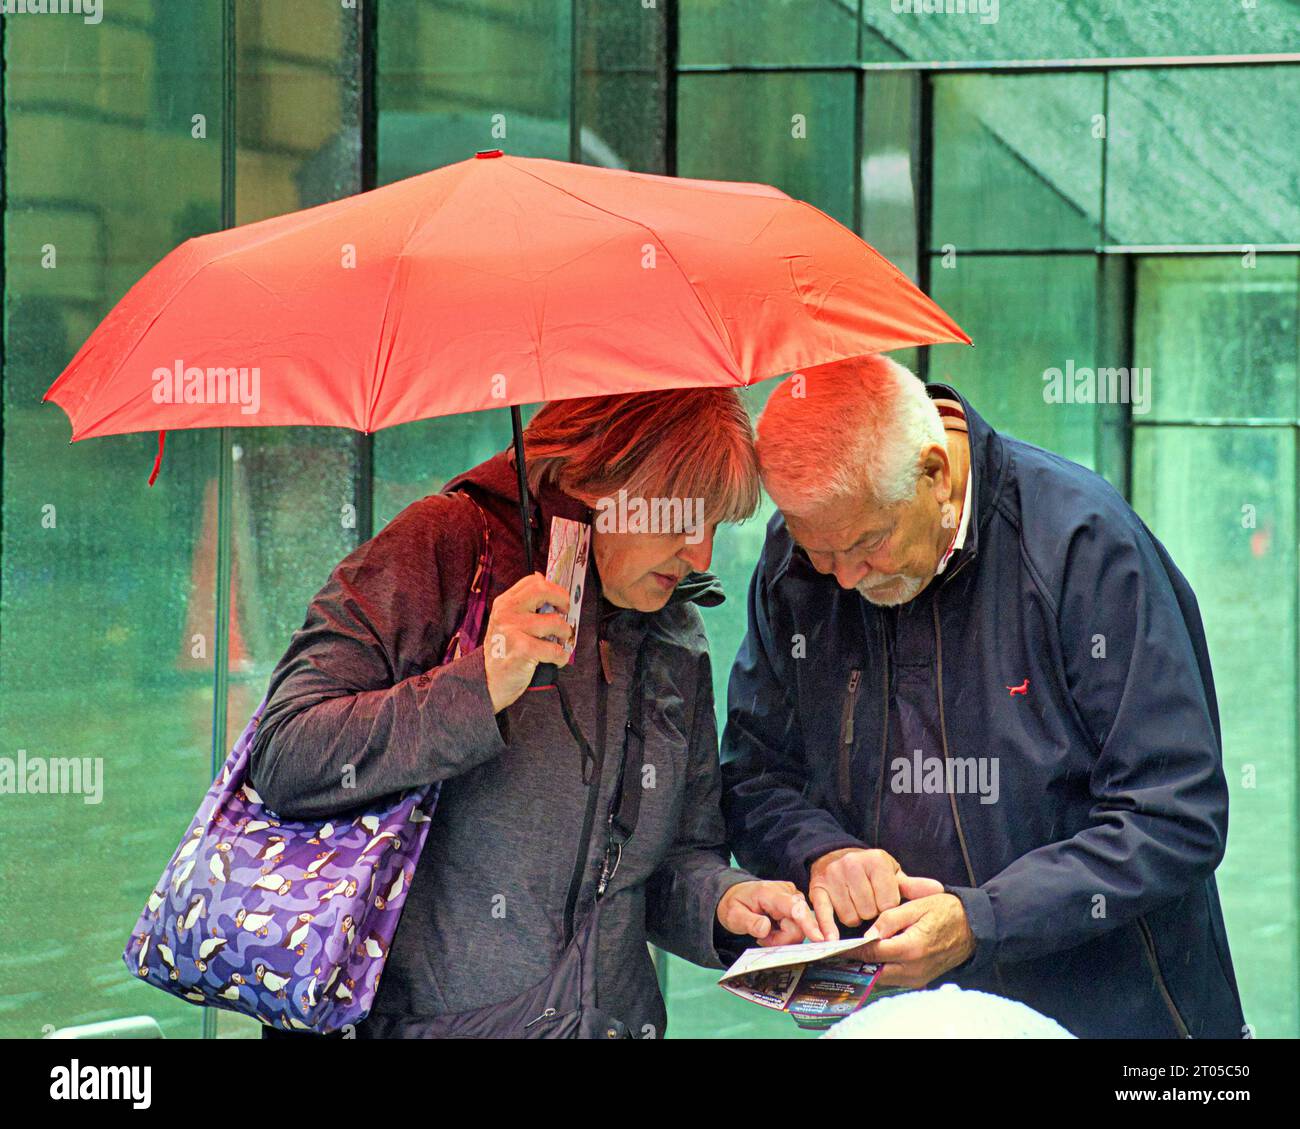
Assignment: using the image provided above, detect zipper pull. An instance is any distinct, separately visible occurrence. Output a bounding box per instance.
[596,813,616,896]
[524,1007,558,1029]
[844,669,861,744]
[838,669,862,808]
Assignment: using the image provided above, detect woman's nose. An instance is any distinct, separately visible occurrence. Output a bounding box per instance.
[678,526,714,573]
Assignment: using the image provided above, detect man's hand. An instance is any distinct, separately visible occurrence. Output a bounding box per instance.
[853,892,974,988]
[807,847,944,940]
[717,881,825,947]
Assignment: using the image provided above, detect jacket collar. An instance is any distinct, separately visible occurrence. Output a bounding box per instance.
[924,382,1006,574]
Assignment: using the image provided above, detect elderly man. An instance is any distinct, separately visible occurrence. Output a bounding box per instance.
[720,354,1245,1038]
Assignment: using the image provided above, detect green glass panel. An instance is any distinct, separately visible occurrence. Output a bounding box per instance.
[1135,256,1299,422]
[926,254,1101,470]
[377,0,573,182]
[578,0,669,172]
[1106,67,1300,246]
[862,72,920,279]
[681,0,862,66]
[0,0,224,1040]
[860,1,1300,64]
[931,73,1103,251]
[1131,425,1298,1039]
[372,408,524,531]
[677,73,857,228]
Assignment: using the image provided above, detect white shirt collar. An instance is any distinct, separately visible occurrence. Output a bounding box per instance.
[935,449,972,575]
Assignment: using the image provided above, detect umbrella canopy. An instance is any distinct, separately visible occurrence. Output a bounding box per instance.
[44,150,969,447]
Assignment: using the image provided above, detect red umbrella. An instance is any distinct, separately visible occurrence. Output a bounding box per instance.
[44,150,970,567]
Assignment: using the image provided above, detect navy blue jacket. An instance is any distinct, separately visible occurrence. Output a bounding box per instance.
[720,385,1245,1039]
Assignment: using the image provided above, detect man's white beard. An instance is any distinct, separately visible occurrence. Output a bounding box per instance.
[856,572,927,606]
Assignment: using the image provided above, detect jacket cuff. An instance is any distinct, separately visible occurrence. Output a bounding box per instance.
[944,884,997,977]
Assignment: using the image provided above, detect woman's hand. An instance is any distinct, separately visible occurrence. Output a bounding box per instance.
[482,573,573,713]
[716,880,825,947]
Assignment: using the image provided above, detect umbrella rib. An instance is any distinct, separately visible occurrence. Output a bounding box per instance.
[58,259,210,440]
[505,163,744,380]
[364,162,477,431]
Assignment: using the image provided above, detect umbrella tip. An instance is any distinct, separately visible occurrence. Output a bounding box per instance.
[475,149,504,159]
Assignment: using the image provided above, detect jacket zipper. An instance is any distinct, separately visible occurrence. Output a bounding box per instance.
[872,618,890,844]
[837,669,861,808]
[561,622,610,946]
[931,589,1014,996]
[931,600,979,892]
[1136,916,1192,1038]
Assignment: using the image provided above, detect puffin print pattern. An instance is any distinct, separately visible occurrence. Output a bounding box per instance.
[122,695,438,1033]
[123,519,491,1033]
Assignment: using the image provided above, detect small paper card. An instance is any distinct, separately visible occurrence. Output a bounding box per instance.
[718,939,883,1030]
[541,516,591,665]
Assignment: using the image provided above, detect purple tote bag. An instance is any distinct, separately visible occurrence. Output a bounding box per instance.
[123,496,491,1032]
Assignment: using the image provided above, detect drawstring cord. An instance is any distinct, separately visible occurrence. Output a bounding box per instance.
[148,430,166,486]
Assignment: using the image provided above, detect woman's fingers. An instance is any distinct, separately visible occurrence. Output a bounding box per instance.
[512,631,570,665]
[482,573,578,712]
[511,611,573,643]
[505,572,571,616]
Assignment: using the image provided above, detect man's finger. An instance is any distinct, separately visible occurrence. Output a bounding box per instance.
[809,886,839,942]
[898,871,945,900]
[864,862,900,918]
[855,901,929,963]
[844,867,879,923]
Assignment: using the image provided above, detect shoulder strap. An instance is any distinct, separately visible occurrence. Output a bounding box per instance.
[441,491,493,663]
[596,636,648,898]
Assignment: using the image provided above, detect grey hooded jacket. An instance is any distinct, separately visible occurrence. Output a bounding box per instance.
[248,450,754,1037]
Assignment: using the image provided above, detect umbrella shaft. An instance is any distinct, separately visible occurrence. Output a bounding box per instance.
[510,405,535,574]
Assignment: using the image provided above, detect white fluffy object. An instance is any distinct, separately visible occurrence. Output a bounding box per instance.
[822,984,1076,1039]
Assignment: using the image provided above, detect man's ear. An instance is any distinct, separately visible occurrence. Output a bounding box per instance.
[919,443,952,501]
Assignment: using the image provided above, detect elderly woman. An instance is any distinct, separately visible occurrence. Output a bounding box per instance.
[249,388,819,1039]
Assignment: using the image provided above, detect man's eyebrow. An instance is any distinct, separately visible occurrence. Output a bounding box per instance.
[795,525,890,555]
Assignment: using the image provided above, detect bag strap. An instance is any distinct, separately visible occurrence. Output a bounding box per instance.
[441,491,493,663]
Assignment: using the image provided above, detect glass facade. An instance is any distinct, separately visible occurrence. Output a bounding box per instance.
[2,1,1297,1040]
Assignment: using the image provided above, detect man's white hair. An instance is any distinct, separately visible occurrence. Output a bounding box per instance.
[755,354,946,516]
